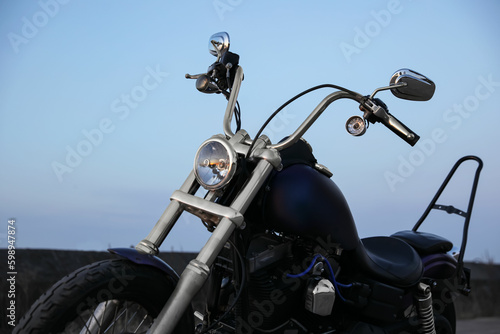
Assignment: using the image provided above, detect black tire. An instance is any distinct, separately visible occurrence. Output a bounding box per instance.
[14,258,194,334]
[435,313,454,334]
[433,301,456,334]
[433,288,457,334]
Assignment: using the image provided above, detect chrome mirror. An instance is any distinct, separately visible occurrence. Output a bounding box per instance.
[390,69,436,101]
[208,32,230,60]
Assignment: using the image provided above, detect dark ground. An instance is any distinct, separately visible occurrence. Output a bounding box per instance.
[456,317,500,334]
[1,249,499,333]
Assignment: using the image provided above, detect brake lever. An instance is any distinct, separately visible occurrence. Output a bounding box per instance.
[185,73,204,79]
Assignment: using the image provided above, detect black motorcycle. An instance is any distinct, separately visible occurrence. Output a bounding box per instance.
[16,32,483,334]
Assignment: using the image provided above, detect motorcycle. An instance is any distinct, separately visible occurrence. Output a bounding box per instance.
[16,32,483,334]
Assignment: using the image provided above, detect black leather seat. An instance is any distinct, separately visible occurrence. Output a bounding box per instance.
[391,230,453,255]
[352,236,423,288]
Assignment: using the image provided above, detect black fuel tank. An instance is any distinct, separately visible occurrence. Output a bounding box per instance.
[262,163,360,251]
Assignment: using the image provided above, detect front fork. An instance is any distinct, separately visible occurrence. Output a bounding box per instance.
[137,153,276,334]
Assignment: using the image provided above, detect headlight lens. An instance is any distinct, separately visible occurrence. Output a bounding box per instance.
[194,137,237,190]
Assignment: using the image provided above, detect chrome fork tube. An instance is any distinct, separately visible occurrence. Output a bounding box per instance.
[147,158,275,334]
[136,171,199,255]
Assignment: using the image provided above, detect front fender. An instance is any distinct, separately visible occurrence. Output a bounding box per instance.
[108,248,180,282]
[108,248,195,331]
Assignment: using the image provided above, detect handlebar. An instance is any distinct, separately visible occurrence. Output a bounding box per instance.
[223,66,245,140]
[270,91,364,150]
[205,64,420,151]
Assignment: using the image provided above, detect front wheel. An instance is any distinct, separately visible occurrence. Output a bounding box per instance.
[14,258,194,334]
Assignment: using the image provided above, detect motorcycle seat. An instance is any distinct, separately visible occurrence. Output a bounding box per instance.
[391,230,453,255]
[353,236,423,288]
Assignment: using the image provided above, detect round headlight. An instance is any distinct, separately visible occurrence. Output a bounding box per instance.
[194,137,237,190]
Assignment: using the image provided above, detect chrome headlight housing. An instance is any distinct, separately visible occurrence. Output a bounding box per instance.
[194,137,237,190]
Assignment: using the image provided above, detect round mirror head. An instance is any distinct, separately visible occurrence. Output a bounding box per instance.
[208,32,230,58]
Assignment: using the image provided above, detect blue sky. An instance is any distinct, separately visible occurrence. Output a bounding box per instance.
[1,1,499,263]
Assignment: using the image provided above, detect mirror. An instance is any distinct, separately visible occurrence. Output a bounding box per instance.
[208,32,230,59]
[390,69,436,101]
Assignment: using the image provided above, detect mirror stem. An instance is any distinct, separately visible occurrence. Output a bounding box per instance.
[211,40,222,62]
[370,82,407,99]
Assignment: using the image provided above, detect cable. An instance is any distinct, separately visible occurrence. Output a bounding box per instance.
[286,254,352,302]
[234,101,241,132]
[287,254,323,278]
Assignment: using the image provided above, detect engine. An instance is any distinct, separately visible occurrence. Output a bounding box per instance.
[236,233,339,333]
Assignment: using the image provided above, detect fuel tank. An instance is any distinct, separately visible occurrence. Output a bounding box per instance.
[261,163,360,251]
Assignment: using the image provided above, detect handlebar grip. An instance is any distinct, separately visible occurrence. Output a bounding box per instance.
[382,112,420,146]
[363,98,420,146]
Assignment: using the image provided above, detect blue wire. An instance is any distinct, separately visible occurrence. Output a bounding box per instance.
[286,254,323,278]
[322,256,352,302]
[286,254,352,302]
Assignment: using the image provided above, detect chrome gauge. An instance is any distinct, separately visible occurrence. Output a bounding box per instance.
[345,116,367,136]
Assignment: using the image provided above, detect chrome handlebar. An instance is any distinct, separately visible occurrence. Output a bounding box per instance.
[269,91,364,151]
[221,66,368,151]
[216,65,419,154]
[223,66,245,140]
